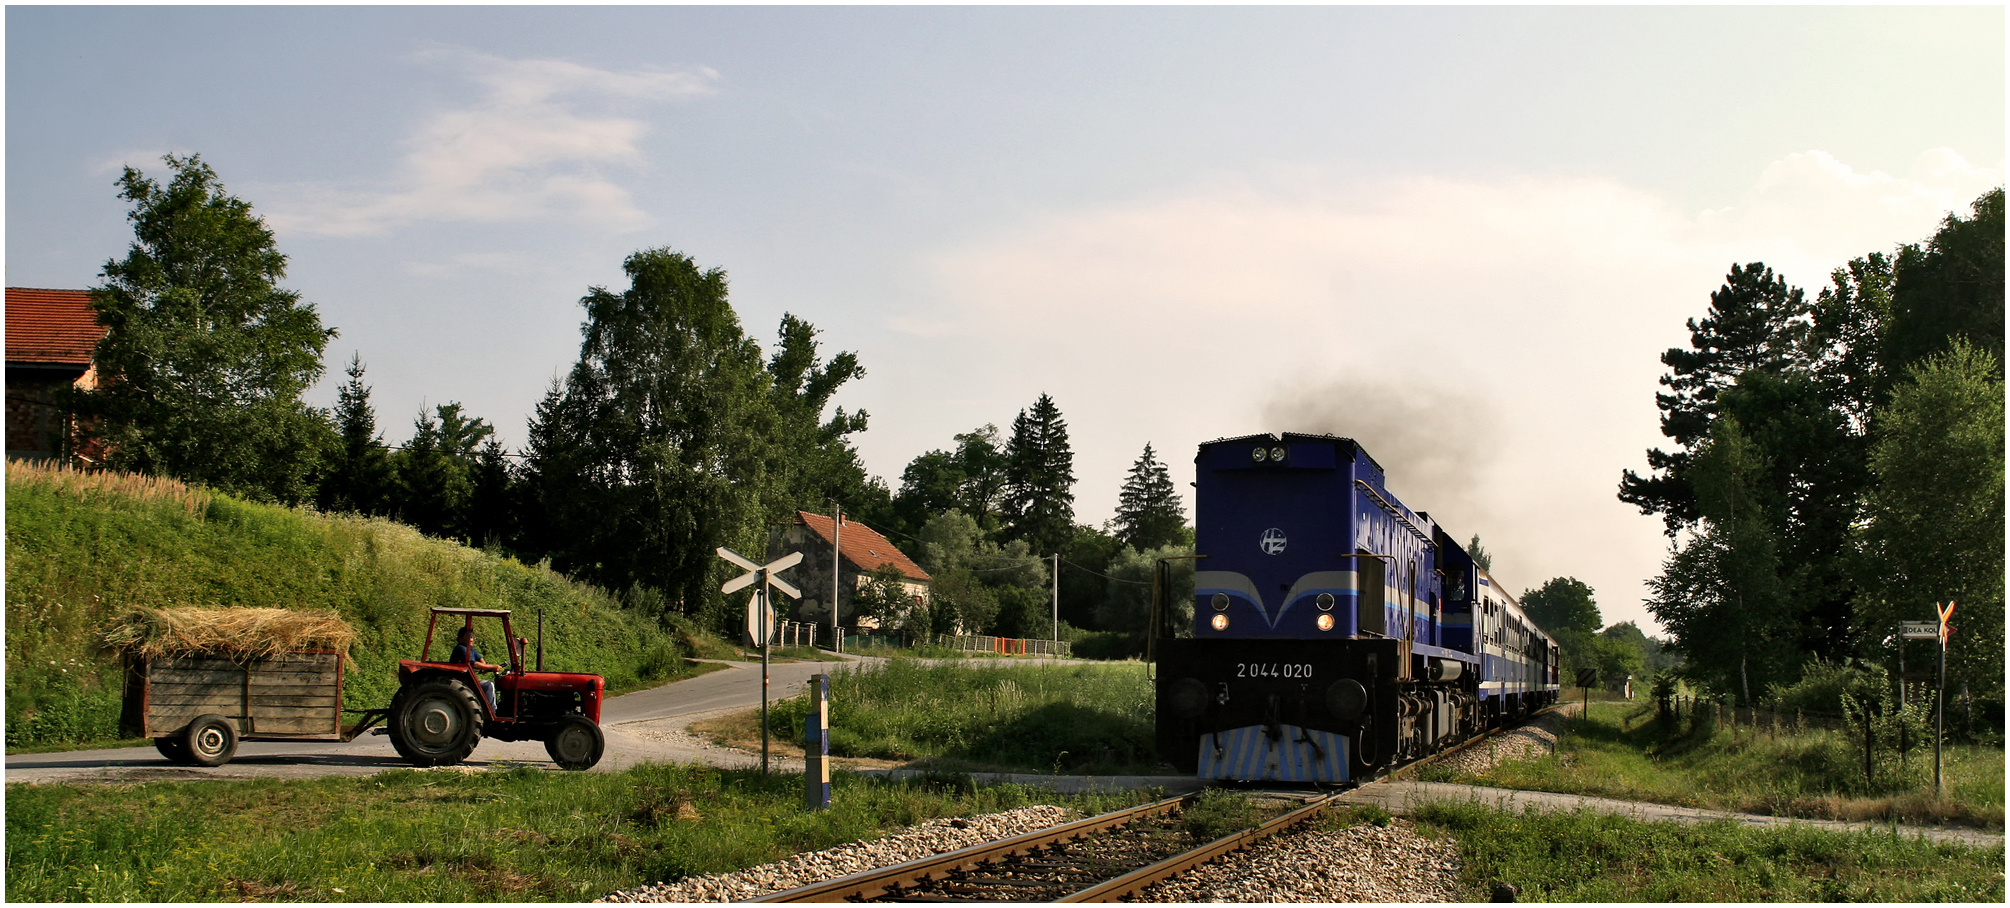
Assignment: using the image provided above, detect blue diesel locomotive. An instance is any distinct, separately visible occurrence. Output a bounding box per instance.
[1154,433,1559,784]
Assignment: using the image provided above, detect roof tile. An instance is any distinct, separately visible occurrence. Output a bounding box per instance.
[794,511,931,582]
[6,288,104,366]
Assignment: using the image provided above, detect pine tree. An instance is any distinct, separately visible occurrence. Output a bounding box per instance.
[1113,443,1185,551]
[1002,393,1075,556]
[1619,263,1809,534]
[319,353,393,515]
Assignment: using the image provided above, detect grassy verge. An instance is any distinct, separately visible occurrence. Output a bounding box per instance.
[753,659,1156,774]
[6,462,710,750]
[1415,799,2004,901]
[4,763,1150,902]
[1453,700,2004,830]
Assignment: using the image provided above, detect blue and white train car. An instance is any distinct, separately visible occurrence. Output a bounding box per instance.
[1155,432,1557,784]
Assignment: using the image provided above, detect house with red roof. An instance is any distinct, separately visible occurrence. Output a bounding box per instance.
[6,288,106,463]
[770,510,932,634]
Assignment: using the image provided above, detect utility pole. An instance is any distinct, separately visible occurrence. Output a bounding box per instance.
[830,502,842,653]
[1051,552,1059,644]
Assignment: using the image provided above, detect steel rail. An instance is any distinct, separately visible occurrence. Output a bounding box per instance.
[1383,701,1566,782]
[746,795,1188,902]
[1058,792,1341,902]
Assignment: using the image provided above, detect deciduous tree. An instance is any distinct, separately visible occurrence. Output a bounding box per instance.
[1856,340,2003,718]
[521,248,776,621]
[75,154,335,502]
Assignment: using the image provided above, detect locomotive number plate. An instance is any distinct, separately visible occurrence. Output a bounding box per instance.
[1237,662,1314,679]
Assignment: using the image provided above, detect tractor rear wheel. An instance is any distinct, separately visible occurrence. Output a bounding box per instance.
[389,678,483,767]
[543,714,604,771]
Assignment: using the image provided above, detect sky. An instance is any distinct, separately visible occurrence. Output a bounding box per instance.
[7,5,2004,636]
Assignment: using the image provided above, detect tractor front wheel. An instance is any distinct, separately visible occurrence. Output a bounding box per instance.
[543,714,604,771]
[390,678,483,767]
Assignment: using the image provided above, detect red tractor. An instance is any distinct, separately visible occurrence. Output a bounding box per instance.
[389,607,607,770]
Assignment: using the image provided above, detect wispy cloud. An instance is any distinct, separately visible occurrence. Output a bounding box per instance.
[265,47,717,237]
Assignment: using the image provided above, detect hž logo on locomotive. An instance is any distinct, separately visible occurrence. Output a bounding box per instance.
[1259,527,1287,555]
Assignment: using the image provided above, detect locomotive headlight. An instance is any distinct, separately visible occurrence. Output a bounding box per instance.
[1251,446,1267,462]
[1211,592,1230,612]
[1270,446,1287,463]
[1316,592,1335,611]
[1210,613,1229,631]
[1316,613,1336,632]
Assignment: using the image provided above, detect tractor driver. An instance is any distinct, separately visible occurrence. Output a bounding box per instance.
[451,625,502,711]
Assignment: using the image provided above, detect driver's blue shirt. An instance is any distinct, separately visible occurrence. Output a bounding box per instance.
[450,643,482,666]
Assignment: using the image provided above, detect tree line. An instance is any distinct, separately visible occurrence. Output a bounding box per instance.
[1618,188,2003,734]
[62,154,1194,642]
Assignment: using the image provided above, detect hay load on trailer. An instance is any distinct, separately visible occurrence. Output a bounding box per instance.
[105,607,381,766]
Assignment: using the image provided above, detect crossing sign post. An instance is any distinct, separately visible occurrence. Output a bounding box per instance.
[719,547,803,774]
[1934,601,1956,795]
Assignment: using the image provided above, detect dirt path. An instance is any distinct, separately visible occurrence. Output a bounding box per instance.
[1336,780,2005,850]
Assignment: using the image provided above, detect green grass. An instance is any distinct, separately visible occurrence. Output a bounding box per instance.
[1464,701,2004,830]
[767,659,1157,773]
[3,763,1149,902]
[5,462,708,749]
[1415,799,2004,902]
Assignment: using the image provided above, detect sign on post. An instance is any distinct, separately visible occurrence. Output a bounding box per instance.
[719,547,802,775]
[1934,601,1956,796]
[1899,621,1938,640]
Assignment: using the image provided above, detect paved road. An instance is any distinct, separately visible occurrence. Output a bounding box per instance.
[3,656,863,785]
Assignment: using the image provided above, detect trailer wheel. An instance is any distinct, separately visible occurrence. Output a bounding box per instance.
[154,736,191,764]
[390,678,482,767]
[184,714,238,767]
[543,714,604,771]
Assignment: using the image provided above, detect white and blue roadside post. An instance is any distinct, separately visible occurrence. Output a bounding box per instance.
[805,673,831,810]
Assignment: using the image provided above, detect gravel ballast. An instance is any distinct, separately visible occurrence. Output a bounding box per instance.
[597,805,1079,903]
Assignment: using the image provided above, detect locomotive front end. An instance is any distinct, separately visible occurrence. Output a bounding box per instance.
[1156,434,1444,783]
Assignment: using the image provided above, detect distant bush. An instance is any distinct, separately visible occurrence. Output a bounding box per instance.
[1066,629,1141,661]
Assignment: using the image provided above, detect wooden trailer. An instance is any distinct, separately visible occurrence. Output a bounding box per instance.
[121,649,387,767]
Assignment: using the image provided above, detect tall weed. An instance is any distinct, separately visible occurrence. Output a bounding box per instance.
[770,660,1157,772]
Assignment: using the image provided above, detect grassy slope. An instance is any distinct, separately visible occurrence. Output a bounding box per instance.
[1449,700,2004,830]
[4,464,703,746]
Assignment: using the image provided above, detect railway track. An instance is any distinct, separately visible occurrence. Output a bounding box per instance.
[749,792,1342,902]
[733,712,1561,903]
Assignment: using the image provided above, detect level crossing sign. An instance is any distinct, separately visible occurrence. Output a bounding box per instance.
[720,548,802,647]
[718,547,802,776]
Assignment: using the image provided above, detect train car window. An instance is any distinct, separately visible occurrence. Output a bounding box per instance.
[1357,551,1385,636]
[1404,559,1416,641]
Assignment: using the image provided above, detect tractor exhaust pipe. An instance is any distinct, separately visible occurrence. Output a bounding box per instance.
[537,609,545,672]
